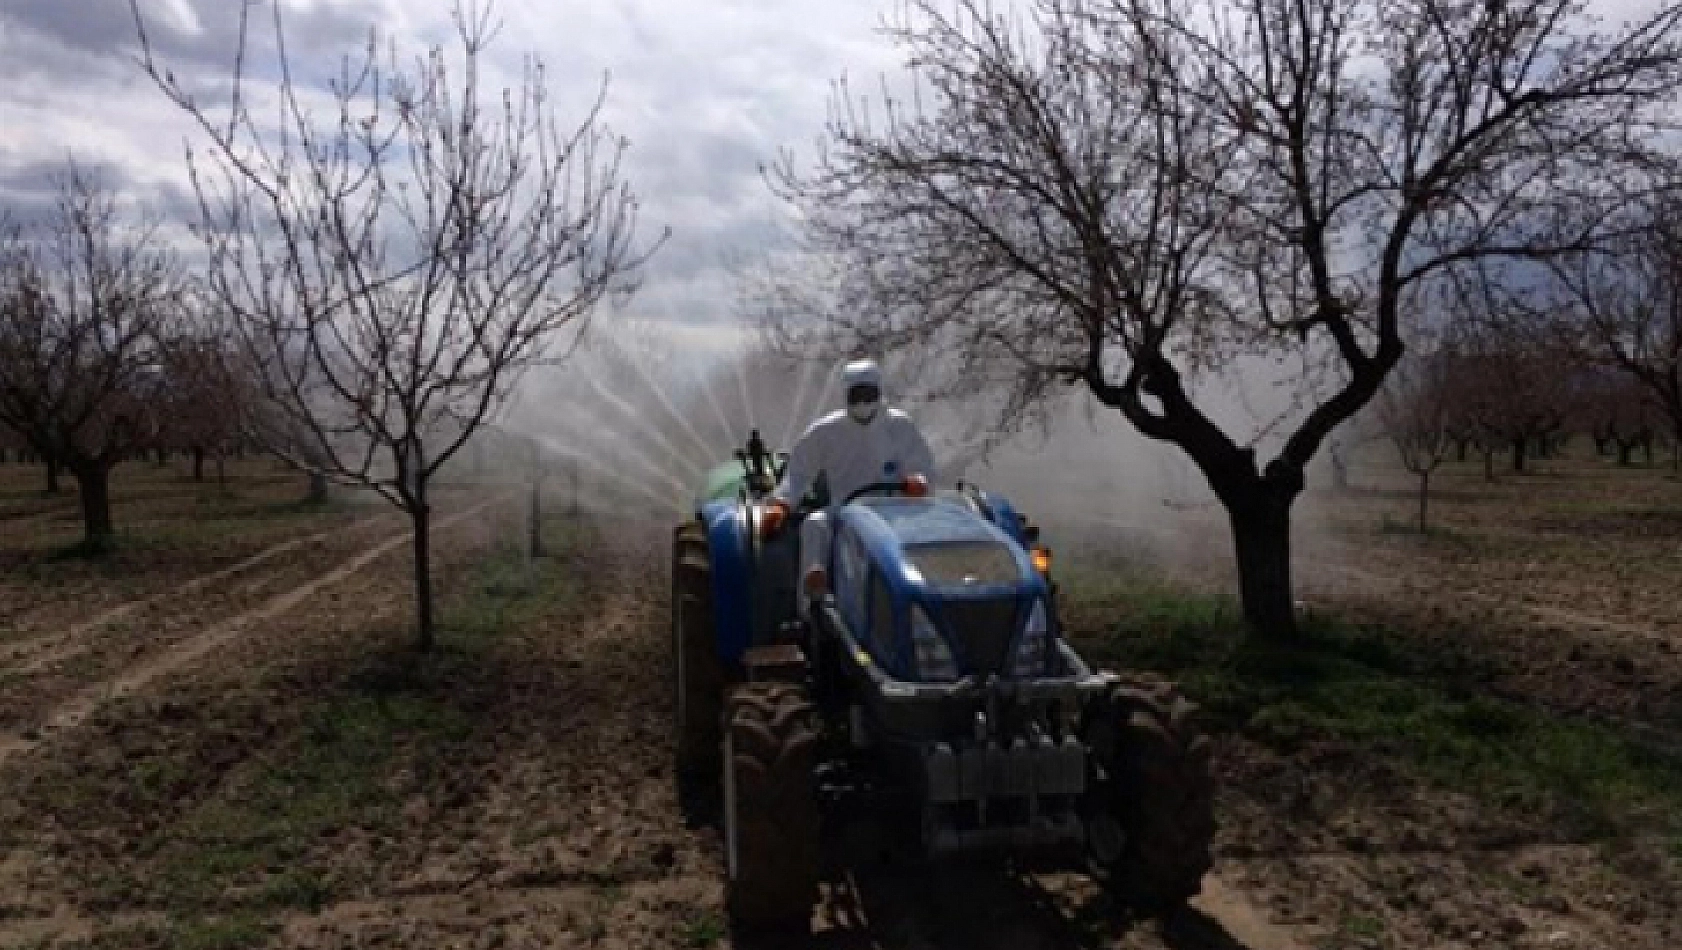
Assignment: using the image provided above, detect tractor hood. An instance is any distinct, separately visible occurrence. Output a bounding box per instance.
[852,497,1031,593]
[834,495,1051,682]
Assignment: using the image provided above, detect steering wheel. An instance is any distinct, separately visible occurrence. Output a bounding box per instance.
[842,475,928,506]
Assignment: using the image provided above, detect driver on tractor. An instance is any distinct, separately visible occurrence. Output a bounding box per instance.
[771,359,936,614]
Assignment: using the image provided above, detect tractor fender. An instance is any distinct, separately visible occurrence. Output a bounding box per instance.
[700,500,755,667]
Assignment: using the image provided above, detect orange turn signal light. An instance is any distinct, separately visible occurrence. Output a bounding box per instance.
[1030,545,1053,575]
[902,473,929,497]
[759,500,789,538]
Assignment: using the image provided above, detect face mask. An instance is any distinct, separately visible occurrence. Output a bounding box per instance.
[848,400,880,424]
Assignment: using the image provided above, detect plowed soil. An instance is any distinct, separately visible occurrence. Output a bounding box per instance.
[0,463,1297,950]
[1,453,1678,949]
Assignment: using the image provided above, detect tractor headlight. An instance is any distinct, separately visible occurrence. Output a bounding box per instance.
[1008,599,1050,678]
[910,606,959,682]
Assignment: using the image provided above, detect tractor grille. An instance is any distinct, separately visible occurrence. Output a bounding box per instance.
[939,599,1018,676]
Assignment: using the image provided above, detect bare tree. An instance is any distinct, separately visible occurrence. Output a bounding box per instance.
[0,169,183,548]
[1444,299,1575,475]
[772,0,1682,638]
[1553,190,1682,470]
[1569,364,1654,466]
[132,0,657,647]
[0,420,61,493]
[1376,349,1454,531]
[156,328,251,484]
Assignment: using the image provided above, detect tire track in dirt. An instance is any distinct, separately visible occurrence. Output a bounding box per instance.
[0,496,513,770]
[0,514,397,673]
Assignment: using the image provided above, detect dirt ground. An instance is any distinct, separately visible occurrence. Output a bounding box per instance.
[1063,450,1682,950]
[0,450,1678,949]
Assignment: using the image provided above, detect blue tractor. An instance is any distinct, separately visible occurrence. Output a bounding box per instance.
[670,431,1215,928]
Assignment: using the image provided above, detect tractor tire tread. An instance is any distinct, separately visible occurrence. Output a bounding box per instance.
[1088,681,1217,917]
[673,525,724,783]
[724,681,819,931]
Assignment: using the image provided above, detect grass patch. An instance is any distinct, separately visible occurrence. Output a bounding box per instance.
[1370,515,1507,555]
[134,689,466,914]
[46,533,118,560]
[435,517,588,650]
[62,914,274,950]
[109,519,590,925]
[681,909,728,947]
[1062,560,1682,843]
[1377,514,1450,537]
[1339,914,1384,939]
[167,914,274,950]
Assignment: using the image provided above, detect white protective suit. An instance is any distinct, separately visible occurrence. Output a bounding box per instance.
[773,360,936,609]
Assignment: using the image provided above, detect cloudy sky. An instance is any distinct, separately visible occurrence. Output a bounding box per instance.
[1,0,1669,360]
[0,0,912,353]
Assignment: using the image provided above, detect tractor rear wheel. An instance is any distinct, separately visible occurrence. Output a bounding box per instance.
[722,681,820,930]
[672,524,723,786]
[1082,676,1216,916]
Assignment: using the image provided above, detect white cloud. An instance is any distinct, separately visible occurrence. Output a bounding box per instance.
[0,0,911,341]
[5,0,1672,347]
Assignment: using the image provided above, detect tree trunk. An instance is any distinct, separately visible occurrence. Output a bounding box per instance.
[411,499,435,650]
[192,446,206,482]
[1228,492,1296,639]
[1482,447,1495,482]
[1418,469,1430,533]
[1618,440,1635,467]
[1455,438,1469,463]
[45,454,61,494]
[73,462,114,548]
[528,477,546,559]
[154,447,168,467]
[306,471,329,504]
[216,452,227,485]
[1511,438,1527,473]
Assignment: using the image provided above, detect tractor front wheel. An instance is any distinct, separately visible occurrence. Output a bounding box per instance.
[722,681,820,930]
[1082,677,1216,916]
